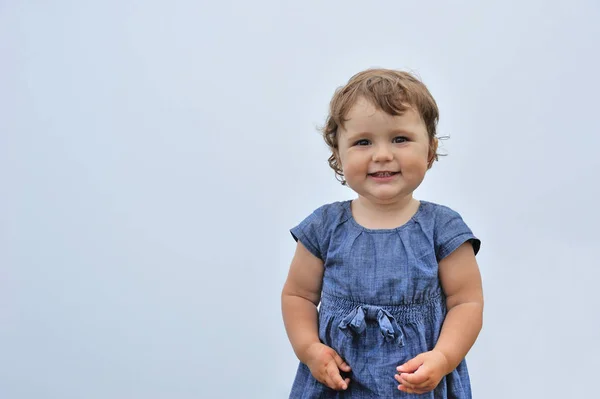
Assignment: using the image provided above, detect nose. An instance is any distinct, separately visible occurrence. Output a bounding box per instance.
[372,144,393,162]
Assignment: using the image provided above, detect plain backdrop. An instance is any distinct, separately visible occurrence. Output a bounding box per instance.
[2,1,599,398]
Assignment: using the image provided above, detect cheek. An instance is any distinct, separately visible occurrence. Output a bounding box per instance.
[342,162,361,177]
[398,155,430,177]
[340,153,365,174]
[401,150,429,167]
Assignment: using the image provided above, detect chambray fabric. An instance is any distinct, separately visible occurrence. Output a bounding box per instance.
[288,200,481,398]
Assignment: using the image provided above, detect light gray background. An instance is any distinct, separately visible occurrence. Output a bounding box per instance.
[2,1,599,398]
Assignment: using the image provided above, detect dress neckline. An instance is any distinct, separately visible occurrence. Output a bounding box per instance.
[341,199,426,233]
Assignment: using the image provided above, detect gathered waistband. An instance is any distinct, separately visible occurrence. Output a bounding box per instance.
[320,292,445,324]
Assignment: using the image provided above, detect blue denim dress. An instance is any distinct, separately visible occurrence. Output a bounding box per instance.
[288,200,481,398]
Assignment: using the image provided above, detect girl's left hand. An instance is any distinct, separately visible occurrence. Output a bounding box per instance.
[395,350,449,394]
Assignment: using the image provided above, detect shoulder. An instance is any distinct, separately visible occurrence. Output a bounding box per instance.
[294,201,352,236]
[310,200,351,224]
[412,200,467,235]
[292,200,351,229]
[419,200,466,225]
[290,200,352,260]
[418,200,481,258]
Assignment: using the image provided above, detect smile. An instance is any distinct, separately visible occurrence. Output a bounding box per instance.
[368,171,399,177]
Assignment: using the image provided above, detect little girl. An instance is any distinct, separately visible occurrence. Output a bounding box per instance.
[281,68,483,398]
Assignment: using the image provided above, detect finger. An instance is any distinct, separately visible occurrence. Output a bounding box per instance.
[398,384,429,395]
[320,373,336,390]
[333,352,351,372]
[400,369,429,385]
[395,373,415,386]
[396,373,431,392]
[400,380,431,393]
[325,361,347,390]
[335,377,350,391]
[397,375,431,395]
[397,354,424,373]
[397,377,417,391]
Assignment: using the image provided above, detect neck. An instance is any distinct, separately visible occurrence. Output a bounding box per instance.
[356,194,416,214]
[351,195,419,229]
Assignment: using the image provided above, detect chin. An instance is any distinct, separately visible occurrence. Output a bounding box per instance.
[367,192,405,203]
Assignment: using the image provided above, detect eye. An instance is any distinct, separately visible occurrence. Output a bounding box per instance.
[354,139,371,146]
[393,136,408,143]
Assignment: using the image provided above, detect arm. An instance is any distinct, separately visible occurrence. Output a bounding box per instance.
[434,241,484,372]
[396,241,483,394]
[281,241,351,390]
[281,241,324,363]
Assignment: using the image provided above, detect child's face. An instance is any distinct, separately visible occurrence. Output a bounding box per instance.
[336,97,431,204]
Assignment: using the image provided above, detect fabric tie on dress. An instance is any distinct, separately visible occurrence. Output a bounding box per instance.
[338,305,404,347]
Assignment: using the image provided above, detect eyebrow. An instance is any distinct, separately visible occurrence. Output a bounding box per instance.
[344,130,415,141]
[343,131,372,142]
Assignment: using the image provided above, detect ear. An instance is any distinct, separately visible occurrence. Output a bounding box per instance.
[428,137,438,169]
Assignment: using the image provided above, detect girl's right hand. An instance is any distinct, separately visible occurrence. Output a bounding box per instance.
[305,342,351,391]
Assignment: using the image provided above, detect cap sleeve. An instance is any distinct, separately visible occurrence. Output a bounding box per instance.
[290,207,326,260]
[434,206,481,261]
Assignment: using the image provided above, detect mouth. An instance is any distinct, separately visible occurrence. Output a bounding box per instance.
[368,171,400,177]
